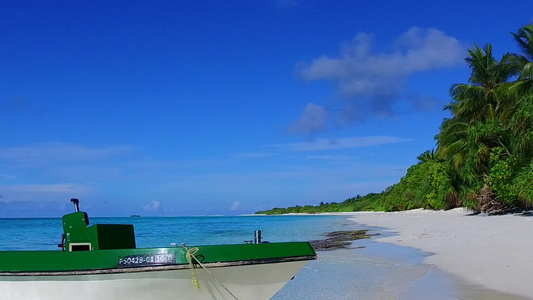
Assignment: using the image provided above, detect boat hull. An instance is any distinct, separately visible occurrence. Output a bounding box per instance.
[0,260,307,300]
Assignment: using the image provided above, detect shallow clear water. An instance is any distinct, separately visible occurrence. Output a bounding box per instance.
[0,215,356,251]
[1,215,521,299]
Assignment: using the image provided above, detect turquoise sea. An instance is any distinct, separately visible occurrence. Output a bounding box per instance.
[0,215,356,251]
[0,215,519,299]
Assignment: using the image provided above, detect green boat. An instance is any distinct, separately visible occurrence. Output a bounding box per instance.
[0,199,317,300]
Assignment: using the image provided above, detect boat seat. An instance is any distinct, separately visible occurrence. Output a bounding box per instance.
[87,224,136,250]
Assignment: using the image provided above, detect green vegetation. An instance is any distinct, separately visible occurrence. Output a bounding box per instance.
[256,23,533,216]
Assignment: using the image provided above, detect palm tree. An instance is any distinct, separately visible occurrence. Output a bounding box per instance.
[437,118,468,166]
[437,44,516,210]
[508,24,533,162]
[507,93,533,163]
[510,23,533,93]
[417,149,437,164]
[439,44,514,165]
[448,44,516,124]
[511,24,533,78]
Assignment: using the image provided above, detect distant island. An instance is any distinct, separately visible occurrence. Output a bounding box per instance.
[256,23,533,216]
[130,215,141,218]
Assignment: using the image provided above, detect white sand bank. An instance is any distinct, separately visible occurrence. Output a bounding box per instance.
[350,209,533,298]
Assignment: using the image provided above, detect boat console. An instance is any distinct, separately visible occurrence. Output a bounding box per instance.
[61,198,136,252]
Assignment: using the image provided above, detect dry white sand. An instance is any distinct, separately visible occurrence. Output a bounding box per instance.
[349,209,533,298]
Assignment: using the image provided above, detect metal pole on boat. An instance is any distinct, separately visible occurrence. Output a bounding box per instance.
[254,230,262,244]
[71,198,80,212]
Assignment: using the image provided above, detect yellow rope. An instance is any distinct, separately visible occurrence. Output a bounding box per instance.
[184,246,201,290]
[182,244,239,300]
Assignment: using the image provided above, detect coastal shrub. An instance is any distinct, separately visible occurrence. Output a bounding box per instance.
[460,188,481,211]
[380,161,445,211]
[487,152,517,205]
[426,161,453,209]
[514,161,533,205]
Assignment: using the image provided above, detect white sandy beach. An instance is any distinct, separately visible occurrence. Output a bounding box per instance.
[349,209,533,299]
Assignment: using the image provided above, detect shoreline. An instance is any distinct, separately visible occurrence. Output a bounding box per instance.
[347,208,533,299]
[273,210,531,299]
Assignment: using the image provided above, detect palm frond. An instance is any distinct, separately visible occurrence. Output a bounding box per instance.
[512,24,533,61]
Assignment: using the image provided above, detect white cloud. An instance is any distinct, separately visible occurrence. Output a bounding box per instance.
[0,143,135,166]
[230,201,240,211]
[409,94,441,110]
[269,136,412,151]
[143,200,160,211]
[306,155,358,162]
[153,162,410,211]
[295,27,465,130]
[288,103,328,135]
[301,28,463,96]
[0,184,94,203]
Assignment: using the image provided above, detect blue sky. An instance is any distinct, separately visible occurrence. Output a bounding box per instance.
[0,0,531,217]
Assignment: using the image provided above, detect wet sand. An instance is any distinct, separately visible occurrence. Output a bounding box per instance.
[273,211,531,299]
[274,242,526,299]
[350,209,533,299]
